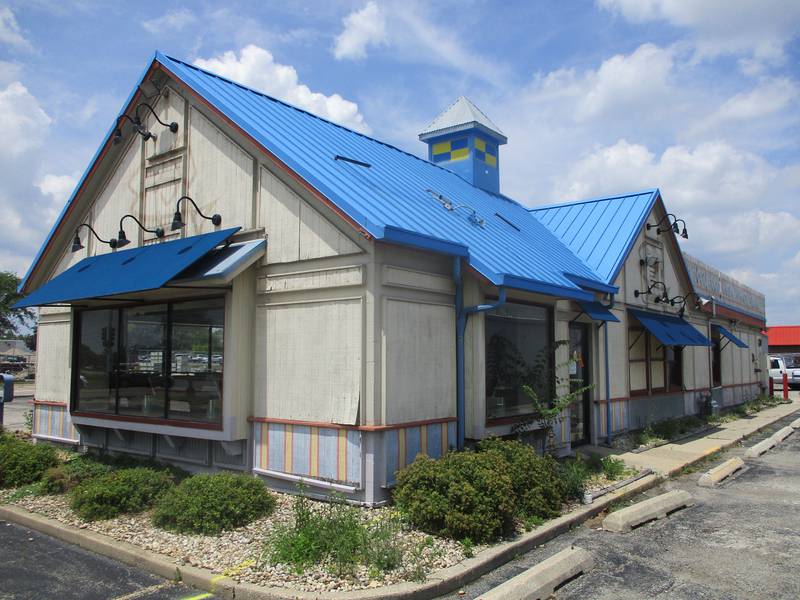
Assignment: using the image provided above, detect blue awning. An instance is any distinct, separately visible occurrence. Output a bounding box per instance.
[13,228,241,308]
[629,308,711,347]
[578,301,620,323]
[716,325,748,348]
[171,239,266,286]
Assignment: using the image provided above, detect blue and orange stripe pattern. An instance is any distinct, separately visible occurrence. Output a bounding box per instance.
[253,422,361,485]
[32,403,79,444]
[385,420,456,486]
[596,399,629,437]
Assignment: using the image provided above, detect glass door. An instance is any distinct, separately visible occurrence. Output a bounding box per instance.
[569,323,591,446]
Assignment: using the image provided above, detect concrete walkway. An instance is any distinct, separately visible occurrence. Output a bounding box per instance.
[586,395,800,476]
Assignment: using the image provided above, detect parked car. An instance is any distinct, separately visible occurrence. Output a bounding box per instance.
[769,356,800,390]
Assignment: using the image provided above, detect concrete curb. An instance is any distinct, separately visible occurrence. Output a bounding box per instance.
[698,457,745,488]
[602,490,694,533]
[0,474,662,600]
[478,546,594,600]
[770,426,794,444]
[791,417,800,430]
[745,437,776,458]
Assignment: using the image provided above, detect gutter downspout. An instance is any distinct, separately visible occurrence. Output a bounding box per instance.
[454,257,506,450]
[601,294,616,446]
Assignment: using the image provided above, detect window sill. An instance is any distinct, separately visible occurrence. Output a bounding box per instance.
[71,411,223,430]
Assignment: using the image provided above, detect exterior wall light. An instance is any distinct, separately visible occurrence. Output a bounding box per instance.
[171,196,222,231]
[71,223,117,252]
[646,213,688,239]
[115,214,165,248]
[669,292,711,318]
[634,281,670,303]
[112,103,179,145]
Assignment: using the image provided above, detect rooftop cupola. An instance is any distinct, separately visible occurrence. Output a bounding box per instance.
[419,96,507,195]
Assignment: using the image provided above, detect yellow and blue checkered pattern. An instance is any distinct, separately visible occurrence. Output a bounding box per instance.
[432,137,470,163]
[474,137,498,167]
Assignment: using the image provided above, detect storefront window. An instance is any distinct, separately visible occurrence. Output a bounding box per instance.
[711,327,722,387]
[73,298,224,424]
[485,302,552,420]
[628,318,683,394]
[75,309,117,413]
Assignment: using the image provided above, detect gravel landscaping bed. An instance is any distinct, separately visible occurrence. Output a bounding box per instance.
[3,490,466,593]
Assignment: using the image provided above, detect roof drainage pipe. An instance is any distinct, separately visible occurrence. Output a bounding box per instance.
[454,257,506,450]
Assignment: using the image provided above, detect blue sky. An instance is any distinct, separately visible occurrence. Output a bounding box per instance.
[1,1,799,322]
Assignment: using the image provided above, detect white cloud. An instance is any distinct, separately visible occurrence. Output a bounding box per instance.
[0,81,52,157]
[712,78,798,122]
[193,45,370,133]
[36,173,77,205]
[0,7,33,52]
[597,0,800,65]
[333,1,387,60]
[141,8,196,35]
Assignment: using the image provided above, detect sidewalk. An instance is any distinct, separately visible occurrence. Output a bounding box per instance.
[586,395,800,476]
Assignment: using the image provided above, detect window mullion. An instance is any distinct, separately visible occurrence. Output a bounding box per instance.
[165,303,173,420]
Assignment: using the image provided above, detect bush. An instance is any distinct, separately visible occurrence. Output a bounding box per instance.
[600,456,627,480]
[394,450,515,543]
[153,473,275,535]
[558,457,590,500]
[69,468,174,521]
[41,456,112,495]
[0,438,60,488]
[266,492,404,576]
[476,438,564,520]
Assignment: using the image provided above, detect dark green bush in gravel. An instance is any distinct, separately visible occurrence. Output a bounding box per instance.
[394,449,515,543]
[476,438,565,520]
[152,473,276,535]
[0,437,60,488]
[69,467,174,521]
[41,455,112,494]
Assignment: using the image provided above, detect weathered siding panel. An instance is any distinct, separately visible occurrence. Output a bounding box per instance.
[35,317,71,403]
[383,299,455,424]
[259,298,362,424]
[90,137,141,255]
[187,107,253,232]
[259,166,360,264]
[260,266,363,294]
[143,87,185,159]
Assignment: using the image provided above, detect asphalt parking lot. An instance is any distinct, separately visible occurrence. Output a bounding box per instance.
[0,520,215,600]
[451,411,800,600]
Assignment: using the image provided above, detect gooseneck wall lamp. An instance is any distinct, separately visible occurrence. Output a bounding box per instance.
[112,102,179,145]
[634,281,670,303]
[115,214,165,248]
[669,292,711,318]
[646,213,688,239]
[171,196,222,231]
[71,223,117,252]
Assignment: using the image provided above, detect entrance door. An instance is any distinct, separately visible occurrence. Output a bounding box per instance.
[568,323,591,446]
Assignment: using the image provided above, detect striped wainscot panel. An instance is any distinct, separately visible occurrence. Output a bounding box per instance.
[253,422,362,486]
[385,420,456,486]
[33,403,79,444]
[596,399,629,438]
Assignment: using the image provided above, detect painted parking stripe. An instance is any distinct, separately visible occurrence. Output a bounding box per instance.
[111,582,173,600]
[179,593,214,600]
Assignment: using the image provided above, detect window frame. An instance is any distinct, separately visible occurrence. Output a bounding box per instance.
[484,299,555,425]
[70,295,226,428]
[628,317,683,396]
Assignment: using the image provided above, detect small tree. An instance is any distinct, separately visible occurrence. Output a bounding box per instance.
[512,341,594,453]
[0,271,35,339]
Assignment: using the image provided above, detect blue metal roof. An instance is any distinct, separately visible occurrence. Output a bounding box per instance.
[715,325,748,349]
[629,308,711,347]
[531,190,659,286]
[152,53,614,300]
[13,228,240,308]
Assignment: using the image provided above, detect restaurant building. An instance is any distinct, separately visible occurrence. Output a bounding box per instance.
[16,52,767,504]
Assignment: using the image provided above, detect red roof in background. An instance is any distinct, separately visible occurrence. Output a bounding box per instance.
[767,326,800,346]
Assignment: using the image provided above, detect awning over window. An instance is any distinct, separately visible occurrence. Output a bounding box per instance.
[716,325,748,348]
[171,238,266,286]
[13,227,243,308]
[577,300,620,322]
[629,308,711,347]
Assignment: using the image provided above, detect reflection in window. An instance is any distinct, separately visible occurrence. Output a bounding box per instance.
[485,303,552,420]
[73,298,224,424]
[118,305,167,418]
[75,309,117,413]
[169,299,224,422]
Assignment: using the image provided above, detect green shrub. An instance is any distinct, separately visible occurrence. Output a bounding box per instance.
[0,438,60,488]
[476,438,564,520]
[69,468,174,521]
[41,456,112,495]
[153,473,275,535]
[600,456,626,480]
[558,457,590,500]
[394,450,515,543]
[266,492,404,576]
